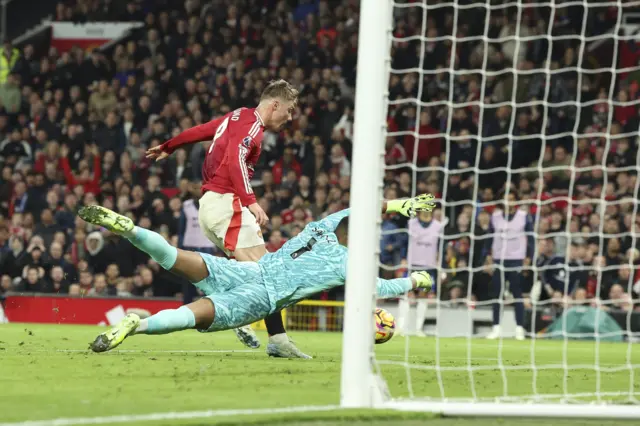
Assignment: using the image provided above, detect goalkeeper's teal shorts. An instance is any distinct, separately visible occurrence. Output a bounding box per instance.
[193,253,272,332]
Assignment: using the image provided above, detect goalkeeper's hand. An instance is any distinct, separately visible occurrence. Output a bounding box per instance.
[386,193,436,218]
[411,271,433,292]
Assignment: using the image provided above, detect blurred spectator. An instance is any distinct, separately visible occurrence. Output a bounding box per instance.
[87,273,113,296]
[17,265,44,292]
[0,40,20,84]
[0,0,635,315]
[43,265,69,294]
[0,73,22,114]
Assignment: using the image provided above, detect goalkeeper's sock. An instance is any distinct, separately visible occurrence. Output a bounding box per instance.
[135,306,196,335]
[127,227,177,271]
[415,299,428,334]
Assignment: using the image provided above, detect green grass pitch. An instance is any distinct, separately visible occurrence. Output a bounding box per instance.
[1,323,639,425]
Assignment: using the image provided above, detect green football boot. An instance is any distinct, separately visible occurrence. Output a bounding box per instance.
[78,205,134,236]
[90,313,140,353]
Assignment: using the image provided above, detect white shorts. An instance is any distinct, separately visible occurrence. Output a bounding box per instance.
[198,191,264,256]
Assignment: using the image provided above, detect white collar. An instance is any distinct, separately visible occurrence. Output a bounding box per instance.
[254,109,265,127]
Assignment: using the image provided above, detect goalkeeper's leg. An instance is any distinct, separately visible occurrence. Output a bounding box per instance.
[79,205,226,352]
[91,259,275,352]
[91,299,212,352]
[91,289,273,352]
[78,205,210,283]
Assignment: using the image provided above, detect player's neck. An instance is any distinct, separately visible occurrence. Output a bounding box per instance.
[255,104,269,128]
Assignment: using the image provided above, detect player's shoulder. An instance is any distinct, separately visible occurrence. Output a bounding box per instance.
[231,108,264,142]
[303,220,330,236]
[234,107,263,126]
[307,223,340,246]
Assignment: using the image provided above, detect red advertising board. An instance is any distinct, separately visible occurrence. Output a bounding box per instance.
[50,22,143,53]
[2,295,181,325]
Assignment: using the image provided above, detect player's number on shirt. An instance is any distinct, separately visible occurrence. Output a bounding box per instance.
[290,238,317,259]
[208,117,230,154]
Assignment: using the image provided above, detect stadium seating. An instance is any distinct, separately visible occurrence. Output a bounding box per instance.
[0,0,638,325]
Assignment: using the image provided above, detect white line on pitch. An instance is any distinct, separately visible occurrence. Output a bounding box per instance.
[468,342,622,351]
[0,405,340,426]
[380,355,501,361]
[38,350,500,361]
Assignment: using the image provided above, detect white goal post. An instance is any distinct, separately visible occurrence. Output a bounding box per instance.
[343,0,640,419]
[340,0,392,408]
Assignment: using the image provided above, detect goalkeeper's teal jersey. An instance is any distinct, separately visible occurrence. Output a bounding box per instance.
[257,208,411,312]
[199,208,412,331]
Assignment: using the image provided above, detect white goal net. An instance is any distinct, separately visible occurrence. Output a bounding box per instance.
[344,0,640,418]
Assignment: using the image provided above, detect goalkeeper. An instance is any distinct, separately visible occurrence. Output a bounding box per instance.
[81,195,436,353]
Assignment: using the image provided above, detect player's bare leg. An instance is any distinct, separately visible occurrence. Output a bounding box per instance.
[234,244,311,359]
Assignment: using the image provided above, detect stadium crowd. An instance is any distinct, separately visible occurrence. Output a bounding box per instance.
[0,0,639,315]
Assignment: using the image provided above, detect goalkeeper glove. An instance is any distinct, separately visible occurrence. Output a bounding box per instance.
[386,193,436,218]
[411,271,433,292]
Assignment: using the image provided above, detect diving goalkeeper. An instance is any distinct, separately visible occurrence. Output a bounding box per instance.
[82,195,436,353]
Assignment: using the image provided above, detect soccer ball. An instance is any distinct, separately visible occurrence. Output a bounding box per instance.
[374,308,395,344]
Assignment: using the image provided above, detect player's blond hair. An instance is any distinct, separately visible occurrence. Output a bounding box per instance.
[260,79,299,103]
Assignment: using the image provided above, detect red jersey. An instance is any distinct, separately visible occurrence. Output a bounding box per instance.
[159,107,265,206]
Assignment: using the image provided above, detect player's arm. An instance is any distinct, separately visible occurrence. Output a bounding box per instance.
[377,270,432,297]
[146,117,224,161]
[376,277,414,298]
[317,193,437,233]
[317,208,351,232]
[335,246,432,297]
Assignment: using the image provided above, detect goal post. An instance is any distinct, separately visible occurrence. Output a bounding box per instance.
[340,0,393,408]
[342,0,640,419]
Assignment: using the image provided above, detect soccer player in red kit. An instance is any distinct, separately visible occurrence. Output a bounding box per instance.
[146,80,310,358]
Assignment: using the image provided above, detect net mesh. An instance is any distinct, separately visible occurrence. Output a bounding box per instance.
[376,0,640,405]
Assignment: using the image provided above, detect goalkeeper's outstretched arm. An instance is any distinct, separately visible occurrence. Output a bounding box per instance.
[376,271,433,299]
[317,194,437,232]
[376,271,433,298]
[336,243,434,296]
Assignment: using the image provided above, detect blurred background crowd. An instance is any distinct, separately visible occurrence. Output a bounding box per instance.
[0,0,639,314]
